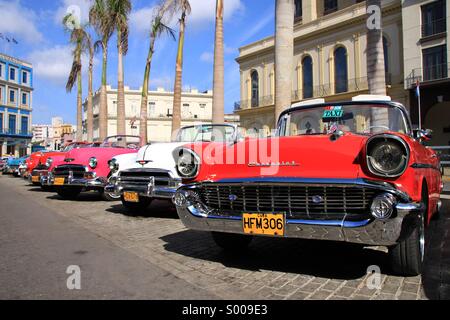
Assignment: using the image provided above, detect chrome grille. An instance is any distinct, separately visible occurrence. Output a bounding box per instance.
[199,183,378,220]
[119,169,173,187]
[53,165,86,178]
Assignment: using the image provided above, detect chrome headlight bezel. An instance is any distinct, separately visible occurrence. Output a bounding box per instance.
[175,148,200,179]
[89,157,98,169]
[366,134,410,178]
[45,157,53,168]
[108,158,119,173]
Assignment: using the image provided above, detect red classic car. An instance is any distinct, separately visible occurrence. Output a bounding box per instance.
[23,151,46,179]
[173,96,443,276]
[49,136,140,200]
[30,142,99,189]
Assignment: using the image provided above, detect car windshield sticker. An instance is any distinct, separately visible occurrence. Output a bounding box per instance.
[323,106,344,119]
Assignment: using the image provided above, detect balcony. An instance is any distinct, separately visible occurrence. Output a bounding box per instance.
[235,76,385,111]
[0,129,33,138]
[422,18,446,38]
[406,63,450,88]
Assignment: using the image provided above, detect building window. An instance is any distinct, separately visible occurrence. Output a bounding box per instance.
[9,67,16,81]
[383,37,389,75]
[0,113,3,132]
[9,114,16,134]
[148,102,155,116]
[324,0,338,15]
[295,0,302,19]
[0,86,3,103]
[334,46,348,94]
[9,89,16,104]
[199,103,206,108]
[0,63,3,78]
[22,92,28,106]
[22,71,28,84]
[421,0,446,38]
[423,45,447,81]
[251,70,259,107]
[302,56,313,99]
[21,116,28,134]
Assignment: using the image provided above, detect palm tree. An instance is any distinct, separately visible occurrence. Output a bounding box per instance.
[366,0,387,125]
[169,0,191,138]
[108,0,131,137]
[274,0,294,127]
[139,5,176,145]
[212,0,224,124]
[90,0,114,141]
[86,33,94,142]
[63,14,90,142]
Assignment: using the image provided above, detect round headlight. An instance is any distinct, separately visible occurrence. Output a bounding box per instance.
[108,158,119,172]
[367,136,409,177]
[45,157,53,168]
[89,157,98,169]
[176,149,200,179]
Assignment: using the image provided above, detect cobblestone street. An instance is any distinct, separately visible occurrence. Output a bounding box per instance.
[1,175,449,300]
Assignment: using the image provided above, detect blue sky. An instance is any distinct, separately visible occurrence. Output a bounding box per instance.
[0,0,275,124]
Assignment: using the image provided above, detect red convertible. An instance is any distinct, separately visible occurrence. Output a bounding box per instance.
[48,136,140,200]
[173,96,443,276]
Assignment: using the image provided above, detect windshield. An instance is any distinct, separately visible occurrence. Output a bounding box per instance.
[175,125,237,143]
[279,104,409,136]
[101,136,141,149]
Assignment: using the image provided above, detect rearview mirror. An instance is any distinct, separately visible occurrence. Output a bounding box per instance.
[415,129,433,142]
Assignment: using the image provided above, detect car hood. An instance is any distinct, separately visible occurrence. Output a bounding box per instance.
[195,134,369,182]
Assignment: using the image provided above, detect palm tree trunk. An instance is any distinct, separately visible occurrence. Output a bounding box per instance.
[87,52,94,142]
[274,0,294,127]
[117,29,126,136]
[76,71,83,141]
[367,0,386,95]
[171,13,186,139]
[366,0,387,126]
[140,36,156,145]
[212,0,224,124]
[99,41,108,141]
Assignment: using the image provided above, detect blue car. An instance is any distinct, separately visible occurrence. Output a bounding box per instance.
[3,156,29,176]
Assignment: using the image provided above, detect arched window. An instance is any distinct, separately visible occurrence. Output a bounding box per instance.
[302,56,313,99]
[334,47,348,93]
[251,70,259,107]
[383,36,389,76]
[295,0,302,19]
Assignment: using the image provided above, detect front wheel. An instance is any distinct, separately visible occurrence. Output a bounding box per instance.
[56,187,82,200]
[100,190,121,201]
[388,186,427,276]
[211,232,253,251]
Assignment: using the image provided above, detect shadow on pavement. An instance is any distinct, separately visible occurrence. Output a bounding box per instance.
[106,200,179,219]
[46,192,105,202]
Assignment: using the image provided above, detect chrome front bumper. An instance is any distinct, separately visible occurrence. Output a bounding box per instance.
[49,173,107,188]
[174,178,424,246]
[30,169,49,184]
[105,177,180,200]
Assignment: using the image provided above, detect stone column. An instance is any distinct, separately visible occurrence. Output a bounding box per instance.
[302,0,317,23]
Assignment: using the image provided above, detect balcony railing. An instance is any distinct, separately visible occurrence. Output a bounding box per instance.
[422,18,446,38]
[0,129,33,137]
[406,63,450,88]
[234,75,396,111]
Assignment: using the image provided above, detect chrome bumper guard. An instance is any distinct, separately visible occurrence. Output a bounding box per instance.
[174,178,424,246]
[49,172,107,188]
[105,168,181,200]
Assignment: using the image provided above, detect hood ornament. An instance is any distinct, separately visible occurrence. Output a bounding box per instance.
[64,158,74,163]
[248,161,298,167]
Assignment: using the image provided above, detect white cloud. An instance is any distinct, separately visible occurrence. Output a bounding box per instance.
[0,0,43,44]
[200,51,214,63]
[27,45,96,86]
[237,9,274,45]
[130,6,158,36]
[54,0,91,27]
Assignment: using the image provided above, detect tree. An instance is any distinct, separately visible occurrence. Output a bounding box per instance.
[86,33,94,142]
[274,0,294,127]
[63,14,90,142]
[90,0,114,142]
[212,0,224,124]
[169,0,191,139]
[108,0,131,136]
[139,5,176,145]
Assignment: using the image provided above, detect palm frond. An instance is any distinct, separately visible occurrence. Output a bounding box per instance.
[66,60,81,92]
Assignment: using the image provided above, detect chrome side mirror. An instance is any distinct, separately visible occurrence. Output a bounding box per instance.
[415,129,433,142]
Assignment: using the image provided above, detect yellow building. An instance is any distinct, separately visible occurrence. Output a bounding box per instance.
[235,0,405,137]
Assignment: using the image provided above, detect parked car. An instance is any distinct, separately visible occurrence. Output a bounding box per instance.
[3,156,29,176]
[31,142,100,189]
[173,96,443,276]
[23,151,47,180]
[105,124,242,211]
[48,136,141,200]
[0,157,7,171]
